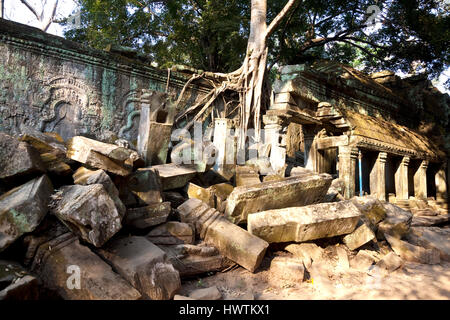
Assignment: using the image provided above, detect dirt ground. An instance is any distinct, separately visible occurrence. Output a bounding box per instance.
[178,256,450,300]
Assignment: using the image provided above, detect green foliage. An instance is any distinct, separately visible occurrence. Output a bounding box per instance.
[61,0,449,85]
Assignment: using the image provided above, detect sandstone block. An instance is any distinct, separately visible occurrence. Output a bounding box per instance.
[247,200,360,243]
[373,252,404,274]
[147,221,194,245]
[284,243,324,269]
[97,236,181,300]
[152,163,197,190]
[31,234,141,300]
[178,199,269,272]
[124,202,171,229]
[343,222,376,250]
[270,256,305,282]
[385,234,440,264]
[405,227,450,261]
[377,203,412,239]
[0,132,45,182]
[349,250,376,271]
[0,175,53,251]
[226,172,332,224]
[51,184,122,247]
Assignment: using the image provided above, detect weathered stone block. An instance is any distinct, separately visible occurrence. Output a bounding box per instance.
[0,175,53,252]
[188,286,222,300]
[284,243,324,269]
[73,167,126,217]
[19,124,66,155]
[120,167,163,205]
[159,243,232,277]
[152,164,197,190]
[373,252,403,274]
[235,165,261,187]
[31,234,141,300]
[147,221,194,245]
[405,227,450,261]
[385,234,440,264]
[343,222,376,251]
[0,261,39,300]
[349,250,376,271]
[247,200,360,243]
[51,184,122,247]
[67,136,142,176]
[351,196,387,225]
[377,203,412,239]
[0,133,45,182]
[186,183,215,207]
[98,236,180,300]
[178,199,269,272]
[270,256,305,282]
[124,202,171,229]
[226,172,332,224]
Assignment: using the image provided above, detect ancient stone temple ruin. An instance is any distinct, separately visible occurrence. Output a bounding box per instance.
[264,62,449,212]
[1,18,449,300]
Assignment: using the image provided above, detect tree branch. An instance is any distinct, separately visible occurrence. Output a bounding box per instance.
[42,0,59,32]
[20,0,40,20]
[265,0,299,40]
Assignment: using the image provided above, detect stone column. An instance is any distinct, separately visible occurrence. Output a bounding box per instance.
[436,163,448,205]
[263,115,286,174]
[303,126,318,172]
[213,118,234,173]
[394,156,410,201]
[370,152,387,201]
[414,160,428,200]
[338,146,359,199]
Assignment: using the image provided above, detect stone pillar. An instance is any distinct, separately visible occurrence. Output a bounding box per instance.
[370,152,387,201]
[338,146,359,199]
[394,156,410,201]
[213,118,234,173]
[414,160,428,200]
[436,163,448,205]
[263,115,287,174]
[303,126,318,172]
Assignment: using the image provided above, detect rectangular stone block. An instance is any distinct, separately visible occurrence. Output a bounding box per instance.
[51,184,122,247]
[343,222,376,251]
[405,227,450,262]
[385,234,440,264]
[178,199,269,272]
[0,133,45,183]
[31,233,141,300]
[226,172,332,224]
[152,164,197,190]
[247,200,361,243]
[97,236,180,300]
[124,202,171,229]
[0,175,53,252]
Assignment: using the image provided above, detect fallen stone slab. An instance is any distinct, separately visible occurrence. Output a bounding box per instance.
[377,203,413,239]
[123,167,163,205]
[284,243,324,269]
[178,199,269,272]
[270,256,305,282]
[405,227,450,261]
[19,124,66,155]
[352,196,387,225]
[247,200,360,243]
[372,252,404,274]
[159,243,232,277]
[385,234,440,264]
[147,221,194,245]
[235,166,261,187]
[343,222,376,251]
[411,214,450,227]
[97,236,181,300]
[410,208,438,217]
[0,175,53,252]
[124,202,171,229]
[40,152,72,177]
[186,183,215,207]
[0,132,45,183]
[0,260,39,300]
[188,286,222,300]
[226,172,332,224]
[73,167,126,217]
[209,183,234,213]
[50,184,122,247]
[66,136,143,176]
[349,250,376,272]
[31,233,142,300]
[152,164,197,190]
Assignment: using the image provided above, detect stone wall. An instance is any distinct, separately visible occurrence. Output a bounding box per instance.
[0,18,210,143]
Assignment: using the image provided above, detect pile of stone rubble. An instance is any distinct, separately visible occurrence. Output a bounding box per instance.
[0,125,449,300]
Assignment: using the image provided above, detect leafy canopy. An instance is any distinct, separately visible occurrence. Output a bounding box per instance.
[61,0,449,86]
